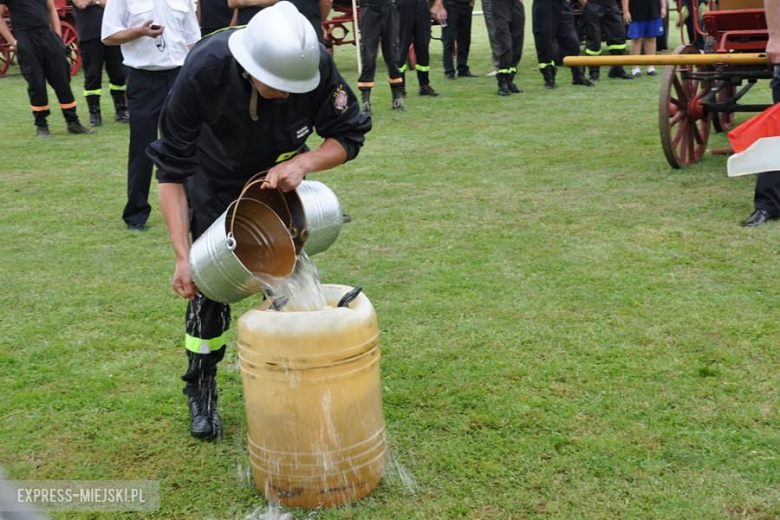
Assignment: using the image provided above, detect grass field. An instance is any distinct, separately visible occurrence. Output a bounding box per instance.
[1,9,778,520]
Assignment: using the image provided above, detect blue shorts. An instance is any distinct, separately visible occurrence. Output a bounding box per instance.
[628,18,665,39]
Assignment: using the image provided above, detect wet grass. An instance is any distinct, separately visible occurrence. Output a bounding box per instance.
[1,11,778,520]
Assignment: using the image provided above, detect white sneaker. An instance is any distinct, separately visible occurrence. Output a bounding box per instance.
[486,69,498,77]
[631,67,642,78]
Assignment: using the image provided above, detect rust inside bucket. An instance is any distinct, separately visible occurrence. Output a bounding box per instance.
[229,199,296,278]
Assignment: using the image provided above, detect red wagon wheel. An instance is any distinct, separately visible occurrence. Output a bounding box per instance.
[60,20,81,77]
[0,47,10,76]
[659,44,712,169]
[712,81,736,133]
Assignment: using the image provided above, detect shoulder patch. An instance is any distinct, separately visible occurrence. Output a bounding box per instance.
[333,85,349,113]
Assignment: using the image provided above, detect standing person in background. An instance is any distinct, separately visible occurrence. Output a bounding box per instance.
[396,0,445,97]
[102,0,200,232]
[0,0,92,137]
[72,0,129,127]
[483,0,525,95]
[532,0,594,89]
[579,0,632,82]
[199,0,236,36]
[442,0,477,80]
[229,0,329,41]
[742,0,780,227]
[622,0,666,77]
[357,0,405,113]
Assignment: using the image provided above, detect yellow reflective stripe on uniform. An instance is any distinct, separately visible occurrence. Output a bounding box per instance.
[276,146,303,163]
[388,77,404,84]
[185,332,228,354]
[607,43,627,51]
[109,84,126,91]
[509,67,517,73]
[585,48,602,56]
[60,101,77,109]
[538,62,555,69]
[399,64,408,73]
[498,68,512,74]
[84,89,102,96]
[415,64,430,72]
[31,105,50,112]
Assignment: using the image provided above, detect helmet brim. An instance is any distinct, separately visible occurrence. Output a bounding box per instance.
[229,28,321,94]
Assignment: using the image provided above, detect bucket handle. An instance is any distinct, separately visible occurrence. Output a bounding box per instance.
[227,170,294,248]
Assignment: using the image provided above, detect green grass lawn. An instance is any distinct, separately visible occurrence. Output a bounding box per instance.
[1,10,778,520]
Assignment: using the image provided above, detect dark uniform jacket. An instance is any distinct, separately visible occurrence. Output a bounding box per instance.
[72,5,103,42]
[147,29,370,225]
[0,0,50,31]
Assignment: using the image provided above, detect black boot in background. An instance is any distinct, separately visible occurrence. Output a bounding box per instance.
[507,73,523,93]
[182,346,225,439]
[86,95,102,127]
[360,89,372,117]
[391,85,405,111]
[496,73,512,96]
[111,90,130,123]
[541,66,557,90]
[571,66,596,87]
[589,66,600,82]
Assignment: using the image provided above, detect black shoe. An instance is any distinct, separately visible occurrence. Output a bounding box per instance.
[67,121,93,134]
[89,111,102,127]
[188,395,216,439]
[742,209,776,227]
[445,72,455,80]
[36,125,51,138]
[115,110,130,123]
[419,85,439,97]
[647,69,659,77]
[392,97,405,111]
[458,70,478,78]
[608,67,633,80]
[361,101,371,117]
[572,76,596,87]
[127,223,147,232]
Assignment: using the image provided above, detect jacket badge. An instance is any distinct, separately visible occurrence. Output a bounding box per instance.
[333,86,348,113]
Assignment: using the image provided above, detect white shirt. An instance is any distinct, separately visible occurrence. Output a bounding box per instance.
[101,0,200,71]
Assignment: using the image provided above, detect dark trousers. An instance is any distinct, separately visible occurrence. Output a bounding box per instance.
[580,0,626,56]
[15,28,77,126]
[532,0,579,67]
[357,3,403,90]
[123,67,180,228]
[442,0,473,76]
[80,38,126,93]
[753,66,780,216]
[396,0,432,86]
[483,0,525,72]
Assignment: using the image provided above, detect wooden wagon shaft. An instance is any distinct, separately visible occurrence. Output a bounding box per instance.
[563,53,769,67]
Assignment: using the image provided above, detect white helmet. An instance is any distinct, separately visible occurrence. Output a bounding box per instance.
[228,2,321,93]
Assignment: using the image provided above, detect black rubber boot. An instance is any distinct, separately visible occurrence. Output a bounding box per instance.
[391,85,405,111]
[497,73,512,96]
[507,73,523,93]
[62,107,93,134]
[571,66,596,87]
[86,95,102,127]
[360,89,371,117]
[608,65,633,79]
[589,66,600,82]
[111,90,129,122]
[399,72,407,97]
[541,66,557,90]
[182,346,225,440]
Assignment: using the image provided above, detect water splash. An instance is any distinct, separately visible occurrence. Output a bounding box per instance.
[382,450,418,496]
[256,252,328,312]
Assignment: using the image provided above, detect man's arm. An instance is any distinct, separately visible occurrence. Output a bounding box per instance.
[0,7,15,51]
[622,0,631,24]
[72,0,103,9]
[262,138,348,192]
[766,0,780,63]
[227,0,277,9]
[319,0,332,38]
[46,0,62,37]
[103,20,164,45]
[159,183,197,299]
[430,0,447,22]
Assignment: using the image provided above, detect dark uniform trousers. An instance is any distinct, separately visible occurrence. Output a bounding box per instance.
[80,38,126,94]
[396,0,432,87]
[483,0,524,75]
[15,27,78,127]
[123,67,180,228]
[532,0,579,72]
[357,1,404,93]
[442,0,473,77]
[580,0,627,58]
[753,66,780,217]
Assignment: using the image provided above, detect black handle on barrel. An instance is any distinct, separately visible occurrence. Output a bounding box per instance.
[337,286,362,308]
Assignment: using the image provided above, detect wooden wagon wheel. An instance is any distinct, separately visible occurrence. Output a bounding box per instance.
[659,44,712,169]
[60,20,81,77]
[712,80,736,133]
[0,47,10,76]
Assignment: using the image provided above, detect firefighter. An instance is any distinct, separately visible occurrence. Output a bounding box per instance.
[357,0,405,113]
[579,0,632,81]
[483,0,525,96]
[199,0,236,37]
[71,0,129,127]
[147,2,371,439]
[0,0,92,137]
[532,0,594,89]
[395,0,444,97]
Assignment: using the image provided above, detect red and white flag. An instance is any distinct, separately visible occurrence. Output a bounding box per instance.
[727,102,780,177]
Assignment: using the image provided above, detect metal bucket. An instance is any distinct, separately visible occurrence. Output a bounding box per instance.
[189,198,296,304]
[243,175,345,256]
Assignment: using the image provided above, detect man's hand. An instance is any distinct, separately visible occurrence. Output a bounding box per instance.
[767,38,780,64]
[8,39,17,51]
[172,259,198,299]
[430,0,447,22]
[623,10,632,25]
[262,159,307,192]
[141,20,165,38]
